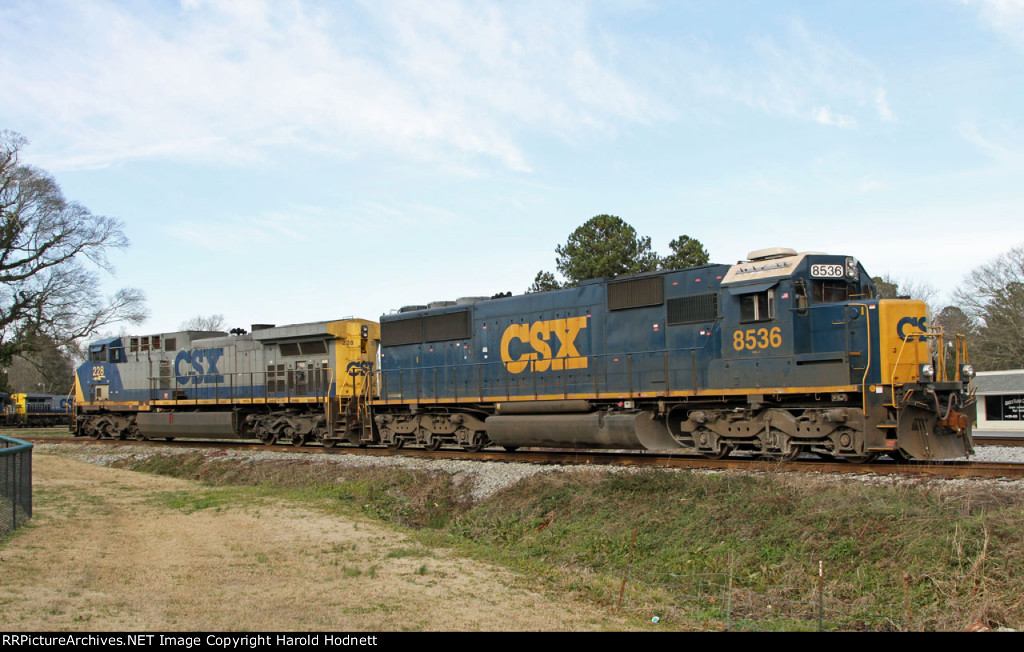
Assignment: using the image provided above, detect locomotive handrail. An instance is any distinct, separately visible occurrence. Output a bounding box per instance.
[144,368,339,405]
[888,326,956,409]
[841,303,873,417]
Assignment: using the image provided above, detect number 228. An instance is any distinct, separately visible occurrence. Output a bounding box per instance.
[733,327,782,351]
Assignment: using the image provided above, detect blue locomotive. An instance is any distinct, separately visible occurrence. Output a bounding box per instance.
[0,392,73,427]
[72,247,975,461]
[374,247,975,461]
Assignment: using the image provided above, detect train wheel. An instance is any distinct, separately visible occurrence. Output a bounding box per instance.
[462,433,489,453]
[779,445,804,462]
[700,445,732,460]
[842,453,879,464]
[502,446,520,453]
[387,438,405,450]
[323,439,338,449]
[424,437,442,452]
[887,449,909,463]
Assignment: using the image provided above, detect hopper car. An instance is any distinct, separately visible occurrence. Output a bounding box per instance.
[71,248,976,462]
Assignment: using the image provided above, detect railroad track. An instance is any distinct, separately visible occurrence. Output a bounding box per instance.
[972,435,1024,448]
[21,435,1024,482]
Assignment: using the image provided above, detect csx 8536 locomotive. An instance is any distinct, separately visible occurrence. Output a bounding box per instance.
[72,248,976,462]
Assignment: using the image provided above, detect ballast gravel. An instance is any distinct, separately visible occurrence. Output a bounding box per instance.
[36,441,1024,502]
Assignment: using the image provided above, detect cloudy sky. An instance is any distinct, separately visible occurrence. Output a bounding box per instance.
[2,0,1022,334]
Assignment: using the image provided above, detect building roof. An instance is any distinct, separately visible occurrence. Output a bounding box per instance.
[974,369,1024,395]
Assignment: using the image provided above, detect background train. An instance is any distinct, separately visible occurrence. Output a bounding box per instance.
[71,247,977,462]
[1,392,73,427]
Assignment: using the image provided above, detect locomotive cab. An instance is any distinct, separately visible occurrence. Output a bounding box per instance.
[714,248,876,390]
[688,247,975,461]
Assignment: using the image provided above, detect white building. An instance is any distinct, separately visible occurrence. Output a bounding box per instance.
[973,370,1024,433]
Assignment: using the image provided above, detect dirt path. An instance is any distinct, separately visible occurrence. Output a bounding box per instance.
[0,454,627,631]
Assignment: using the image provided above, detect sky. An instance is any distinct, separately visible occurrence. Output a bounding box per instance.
[2,0,1023,336]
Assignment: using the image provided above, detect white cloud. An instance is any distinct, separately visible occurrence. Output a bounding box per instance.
[691,17,890,129]
[960,122,1024,167]
[812,106,856,128]
[0,0,665,172]
[874,89,895,122]
[964,0,1024,51]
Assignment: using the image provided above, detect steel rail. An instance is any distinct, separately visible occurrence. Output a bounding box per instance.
[23,435,1024,481]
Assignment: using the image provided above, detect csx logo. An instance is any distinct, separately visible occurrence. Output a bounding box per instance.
[174,347,225,385]
[897,316,928,342]
[500,317,588,373]
[347,361,374,377]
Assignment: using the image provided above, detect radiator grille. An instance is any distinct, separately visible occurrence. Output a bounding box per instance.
[607,277,664,311]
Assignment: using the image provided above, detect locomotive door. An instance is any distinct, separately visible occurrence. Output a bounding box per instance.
[791,278,855,386]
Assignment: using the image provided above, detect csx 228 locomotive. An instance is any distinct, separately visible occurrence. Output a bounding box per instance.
[72,248,976,461]
[73,320,379,447]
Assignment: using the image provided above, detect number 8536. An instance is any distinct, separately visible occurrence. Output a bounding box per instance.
[732,327,783,351]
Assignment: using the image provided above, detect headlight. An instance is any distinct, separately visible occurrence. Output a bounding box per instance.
[960,364,976,379]
[845,257,859,281]
[919,364,935,380]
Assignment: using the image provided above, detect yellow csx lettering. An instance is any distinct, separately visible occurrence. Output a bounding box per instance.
[500,317,588,373]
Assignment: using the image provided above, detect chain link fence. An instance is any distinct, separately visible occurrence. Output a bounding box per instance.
[1,434,33,538]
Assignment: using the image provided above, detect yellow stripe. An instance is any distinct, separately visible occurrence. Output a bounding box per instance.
[374,385,861,406]
[150,397,325,406]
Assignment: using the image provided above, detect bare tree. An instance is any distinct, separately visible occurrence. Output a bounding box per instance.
[179,314,227,332]
[1,130,148,365]
[871,272,939,304]
[954,244,1024,371]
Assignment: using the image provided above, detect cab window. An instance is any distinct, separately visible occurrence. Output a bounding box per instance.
[813,281,850,303]
[740,289,775,322]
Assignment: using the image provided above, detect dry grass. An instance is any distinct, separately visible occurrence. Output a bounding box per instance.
[0,453,634,631]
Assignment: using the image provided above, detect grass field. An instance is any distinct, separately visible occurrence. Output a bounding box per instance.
[75,448,1024,631]
[0,427,68,439]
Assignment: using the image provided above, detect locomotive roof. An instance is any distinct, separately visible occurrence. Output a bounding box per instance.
[722,251,810,285]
